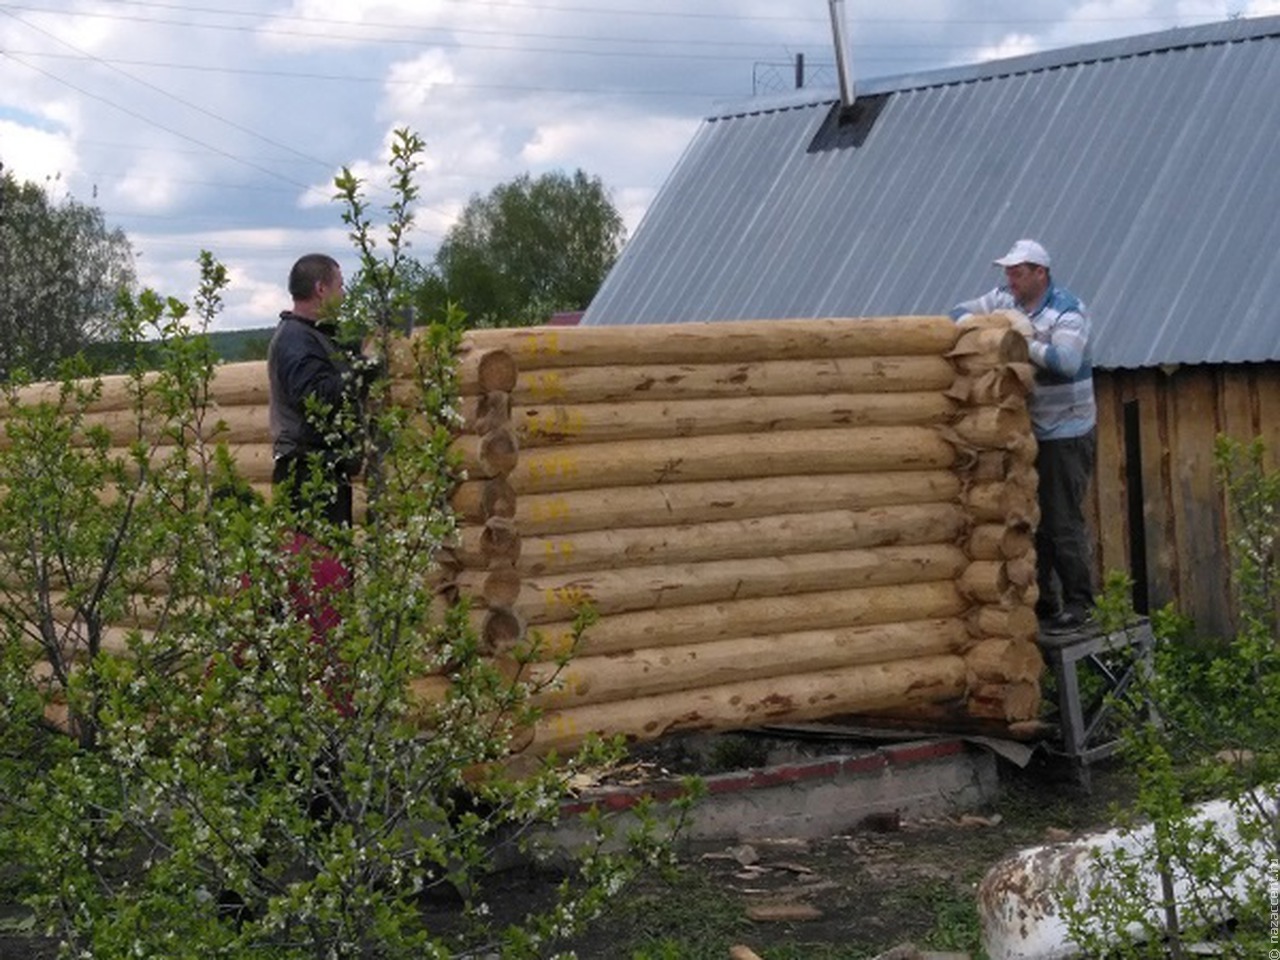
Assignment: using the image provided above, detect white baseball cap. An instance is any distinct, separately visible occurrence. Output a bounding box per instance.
[993,239,1051,268]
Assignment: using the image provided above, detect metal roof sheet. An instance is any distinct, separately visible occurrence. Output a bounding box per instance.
[583,16,1280,369]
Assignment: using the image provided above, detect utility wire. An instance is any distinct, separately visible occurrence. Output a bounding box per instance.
[0,49,315,190]
[0,49,752,93]
[1,7,335,170]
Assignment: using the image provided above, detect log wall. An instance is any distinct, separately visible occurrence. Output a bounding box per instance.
[11,316,1049,755]
[427,317,1045,755]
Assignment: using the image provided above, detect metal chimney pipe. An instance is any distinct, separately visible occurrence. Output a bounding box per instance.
[827,0,856,108]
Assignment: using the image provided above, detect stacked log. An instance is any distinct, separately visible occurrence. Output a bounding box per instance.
[948,317,1044,724]
[10,314,1047,756]
[389,317,1045,757]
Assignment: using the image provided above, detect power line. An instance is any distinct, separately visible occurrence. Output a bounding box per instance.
[75,0,1237,27]
[0,8,336,170]
[2,49,748,94]
[0,50,315,189]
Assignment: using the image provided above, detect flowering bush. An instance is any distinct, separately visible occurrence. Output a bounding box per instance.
[0,131,686,959]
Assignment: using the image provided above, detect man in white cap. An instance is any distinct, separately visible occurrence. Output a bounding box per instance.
[951,239,1097,633]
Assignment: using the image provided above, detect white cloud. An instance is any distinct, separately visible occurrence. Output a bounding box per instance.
[0,121,78,184]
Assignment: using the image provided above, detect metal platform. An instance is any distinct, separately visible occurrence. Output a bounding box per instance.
[1037,617,1156,789]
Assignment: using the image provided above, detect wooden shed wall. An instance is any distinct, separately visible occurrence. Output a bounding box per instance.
[1090,362,1280,638]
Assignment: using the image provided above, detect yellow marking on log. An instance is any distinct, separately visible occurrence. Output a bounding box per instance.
[546,713,578,739]
[542,541,575,560]
[546,585,592,609]
[527,371,566,401]
[528,498,571,523]
[527,455,580,482]
[519,331,560,358]
[527,408,585,438]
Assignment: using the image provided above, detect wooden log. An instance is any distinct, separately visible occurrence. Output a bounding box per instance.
[385,335,516,395]
[971,450,1010,482]
[463,544,970,626]
[462,318,961,370]
[457,517,522,567]
[457,392,512,437]
[0,403,272,450]
[964,638,1045,685]
[457,471,961,535]
[4,361,271,416]
[525,654,968,756]
[490,504,967,576]
[959,561,1009,603]
[498,428,956,492]
[969,368,1032,405]
[967,524,1033,561]
[967,680,1041,722]
[1004,555,1037,589]
[516,581,967,659]
[949,327,1029,364]
[518,618,969,710]
[952,407,1032,449]
[504,355,958,405]
[452,426,519,478]
[968,604,1039,640]
[496,393,957,448]
[966,482,1039,526]
[452,477,517,521]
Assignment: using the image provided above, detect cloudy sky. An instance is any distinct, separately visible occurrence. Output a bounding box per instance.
[3,0,1279,330]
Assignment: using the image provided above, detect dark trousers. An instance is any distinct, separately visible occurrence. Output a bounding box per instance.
[272,453,353,529]
[1035,430,1096,614]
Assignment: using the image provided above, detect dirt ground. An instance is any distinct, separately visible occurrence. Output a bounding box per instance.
[0,744,1134,959]
[531,748,1133,959]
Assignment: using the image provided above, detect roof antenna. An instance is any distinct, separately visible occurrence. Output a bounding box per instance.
[828,0,857,117]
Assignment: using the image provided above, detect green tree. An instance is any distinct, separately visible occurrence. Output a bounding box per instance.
[0,166,136,379]
[0,134,684,959]
[430,169,625,327]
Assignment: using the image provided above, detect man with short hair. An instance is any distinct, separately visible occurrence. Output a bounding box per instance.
[267,253,363,529]
[951,239,1097,632]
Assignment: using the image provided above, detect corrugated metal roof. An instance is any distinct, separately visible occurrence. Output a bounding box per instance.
[583,16,1280,369]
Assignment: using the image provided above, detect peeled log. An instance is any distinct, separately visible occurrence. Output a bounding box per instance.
[4,361,270,416]
[967,680,1041,722]
[386,334,516,394]
[959,561,1009,603]
[507,355,957,405]
[502,392,956,448]
[968,605,1039,640]
[966,482,1039,526]
[457,517,521,566]
[525,654,968,757]
[952,406,1033,448]
[457,392,512,436]
[466,544,970,625]
[502,428,957,492]
[496,503,967,576]
[463,318,960,370]
[452,427,519,477]
[520,618,970,710]
[517,581,967,658]
[452,477,517,521]
[471,471,960,536]
[3,404,271,450]
[967,524,1033,561]
[950,327,1029,364]
[964,638,1045,685]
